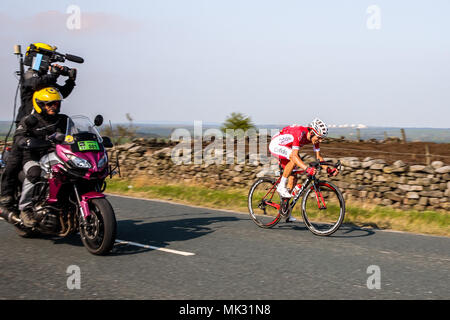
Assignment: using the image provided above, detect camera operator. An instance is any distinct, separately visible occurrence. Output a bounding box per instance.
[0,43,77,214]
[16,53,77,123]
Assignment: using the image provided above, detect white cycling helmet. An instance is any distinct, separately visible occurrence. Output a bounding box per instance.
[309,118,329,138]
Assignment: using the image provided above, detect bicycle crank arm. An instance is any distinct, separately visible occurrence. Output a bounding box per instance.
[262,200,280,210]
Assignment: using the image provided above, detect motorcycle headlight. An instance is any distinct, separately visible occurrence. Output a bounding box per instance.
[66,154,92,169]
[98,154,108,169]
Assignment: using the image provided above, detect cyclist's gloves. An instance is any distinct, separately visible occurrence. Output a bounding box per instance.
[327,167,337,177]
[306,167,316,176]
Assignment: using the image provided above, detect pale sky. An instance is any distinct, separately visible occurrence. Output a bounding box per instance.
[0,0,449,128]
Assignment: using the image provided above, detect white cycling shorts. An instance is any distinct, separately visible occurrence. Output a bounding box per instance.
[269,133,294,160]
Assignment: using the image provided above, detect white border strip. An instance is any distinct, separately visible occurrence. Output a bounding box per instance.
[115,239,195,256]
[105,192,249,216]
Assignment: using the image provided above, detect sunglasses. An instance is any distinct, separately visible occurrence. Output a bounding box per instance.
[311,132,325,140]
[45,101,61,107]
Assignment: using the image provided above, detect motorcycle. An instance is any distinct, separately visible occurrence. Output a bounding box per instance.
[0,115,118,255]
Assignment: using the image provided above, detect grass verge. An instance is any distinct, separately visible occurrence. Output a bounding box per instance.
[106,178,449,237]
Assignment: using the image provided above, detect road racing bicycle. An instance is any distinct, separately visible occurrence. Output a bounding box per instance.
[248,160,345,236]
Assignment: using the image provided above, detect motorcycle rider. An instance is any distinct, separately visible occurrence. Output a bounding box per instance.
[14,87,68,227]
[0,43,76,214]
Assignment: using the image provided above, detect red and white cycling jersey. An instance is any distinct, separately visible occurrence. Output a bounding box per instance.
[269,125,320,165]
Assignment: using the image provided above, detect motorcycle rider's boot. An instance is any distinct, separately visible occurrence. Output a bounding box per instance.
[0,195,14,209]
[0,195,19,223]
[20,208,36,228]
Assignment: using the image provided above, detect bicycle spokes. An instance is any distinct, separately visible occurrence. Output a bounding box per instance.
[248,178,282,228]
[302,182,345,235]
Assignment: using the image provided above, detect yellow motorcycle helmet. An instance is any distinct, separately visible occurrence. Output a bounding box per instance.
[32,87,63,114]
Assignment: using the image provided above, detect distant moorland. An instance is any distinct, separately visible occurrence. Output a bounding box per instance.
[0,121,449,143]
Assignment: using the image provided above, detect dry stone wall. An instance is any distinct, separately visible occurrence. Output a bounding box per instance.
[109,138,450,212]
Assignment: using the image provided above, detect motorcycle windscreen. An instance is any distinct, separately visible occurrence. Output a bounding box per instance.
[65,116,103,143]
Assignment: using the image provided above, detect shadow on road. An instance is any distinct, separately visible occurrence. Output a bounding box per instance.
[29,212,375,257]
[20,214,240,255]
[112,214,240,255]
[276,222,376,238]
[329,223,376,238]
[39,233,84,247]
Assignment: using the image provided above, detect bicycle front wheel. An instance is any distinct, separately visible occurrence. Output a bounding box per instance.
[248,178,281,228]
[301,181,345,236]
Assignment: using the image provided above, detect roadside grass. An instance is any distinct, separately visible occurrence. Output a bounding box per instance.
[106,178,249,212]
[106,178,450,237]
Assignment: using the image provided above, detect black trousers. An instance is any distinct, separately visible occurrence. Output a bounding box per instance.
[0,146,23,197]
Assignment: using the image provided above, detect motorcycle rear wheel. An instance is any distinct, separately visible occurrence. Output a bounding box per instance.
[79,198,117,255]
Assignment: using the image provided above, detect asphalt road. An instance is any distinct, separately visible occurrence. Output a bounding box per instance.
[0,195,449,300]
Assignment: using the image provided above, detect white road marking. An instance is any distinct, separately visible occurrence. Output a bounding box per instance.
[0,219,195,255]
[115,239,195,256]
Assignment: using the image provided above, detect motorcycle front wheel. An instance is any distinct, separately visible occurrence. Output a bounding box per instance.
[79,198,117,255]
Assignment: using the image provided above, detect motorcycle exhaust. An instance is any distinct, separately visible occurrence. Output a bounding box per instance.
[0,208,21,224]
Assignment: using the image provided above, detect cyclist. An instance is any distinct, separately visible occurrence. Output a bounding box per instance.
[269,118,339,221]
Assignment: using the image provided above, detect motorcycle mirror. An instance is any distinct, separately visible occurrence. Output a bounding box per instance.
[102,136,114,148]
[94,115,104,127]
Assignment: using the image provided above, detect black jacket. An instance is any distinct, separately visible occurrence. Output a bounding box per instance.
[15,69,75,124]
[14,113,69,161]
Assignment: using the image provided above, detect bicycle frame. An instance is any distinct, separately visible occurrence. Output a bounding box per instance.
[289,176,312,209]
[284,160,341,212]
[263,176,312,214]
[261,175,315,213]
[262,159,341,214]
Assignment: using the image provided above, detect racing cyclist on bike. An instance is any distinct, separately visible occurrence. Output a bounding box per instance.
[269,118,339,221]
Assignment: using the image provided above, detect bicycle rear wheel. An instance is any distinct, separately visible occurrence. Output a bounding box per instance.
[248,178,281,228]
[301,181,345,236]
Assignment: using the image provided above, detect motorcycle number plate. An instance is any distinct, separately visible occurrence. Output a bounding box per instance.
[78,141,99,151]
